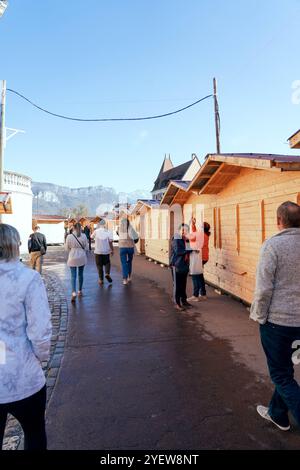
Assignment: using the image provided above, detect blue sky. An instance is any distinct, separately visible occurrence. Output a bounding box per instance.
[1,0,300,192]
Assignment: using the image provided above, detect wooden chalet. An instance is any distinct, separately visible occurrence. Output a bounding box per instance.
[161,152,300,303]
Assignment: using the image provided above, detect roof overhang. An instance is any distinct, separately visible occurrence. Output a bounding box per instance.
[288,129,300,149]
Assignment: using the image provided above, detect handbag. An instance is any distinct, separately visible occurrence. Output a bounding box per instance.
[189,251,203,275]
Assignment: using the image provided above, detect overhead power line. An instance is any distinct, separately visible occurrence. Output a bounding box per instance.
[6,88,213,122]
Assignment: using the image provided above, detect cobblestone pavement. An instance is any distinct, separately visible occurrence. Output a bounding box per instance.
[2,270,68,450]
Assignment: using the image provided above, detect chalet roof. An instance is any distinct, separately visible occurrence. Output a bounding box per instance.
[161,152,300,205]
[152,160,192,192]
[131,199,160,215]
[288,129,300,140]
[287,129,300,149]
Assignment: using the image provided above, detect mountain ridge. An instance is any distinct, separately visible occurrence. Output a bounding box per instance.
[32,181,151,216]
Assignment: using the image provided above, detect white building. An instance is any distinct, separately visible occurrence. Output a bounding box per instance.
[3,170,33,254]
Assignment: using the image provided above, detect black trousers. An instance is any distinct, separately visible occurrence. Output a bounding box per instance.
[0,385,47,450]
[95,254,111,280]
[172,268,188,306]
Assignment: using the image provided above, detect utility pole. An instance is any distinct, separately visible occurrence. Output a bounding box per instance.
[0,80,6,222]
[213,77,221,154]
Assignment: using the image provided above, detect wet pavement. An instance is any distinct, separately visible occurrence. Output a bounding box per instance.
[45,247,300,449]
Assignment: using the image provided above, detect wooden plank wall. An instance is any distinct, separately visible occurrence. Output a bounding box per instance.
[193,167,300,303]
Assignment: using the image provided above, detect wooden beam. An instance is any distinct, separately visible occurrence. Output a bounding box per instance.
[218,207,222,249]
[235,204,240,254]
[198,163,226,194]
[260,200,266,243]
[213,207,217,248]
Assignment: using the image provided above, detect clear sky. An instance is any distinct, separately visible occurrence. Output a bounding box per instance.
[1,0,300,192]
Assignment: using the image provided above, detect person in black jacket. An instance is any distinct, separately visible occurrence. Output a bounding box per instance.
[170,223,192,311]
[83,224,92,251]
[28,226,47,274]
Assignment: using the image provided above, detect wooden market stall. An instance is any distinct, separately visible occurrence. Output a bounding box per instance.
[162,153,300,304]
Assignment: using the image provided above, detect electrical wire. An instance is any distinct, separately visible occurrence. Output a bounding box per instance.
[6,88,213,122]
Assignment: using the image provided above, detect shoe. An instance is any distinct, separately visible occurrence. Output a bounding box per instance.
[256,405,290,431]
[105,274,113,283]
[187,296,200,302]
[98,279,104,286]
[175,304,185,311]
[200,295,208,300]
[127,276,132,283]
[182,302,192,308]
[77,291,83,297]
[71,292,76,303]
[123,279,128,285]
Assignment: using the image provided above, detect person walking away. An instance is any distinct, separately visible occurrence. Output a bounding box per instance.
[187,218,204,303]
[170,223,192,311]
[28,225,47,274]
[84,223,92,251]
[118,218,139,285]
[65,222,89,302]
[91,219,114,285]
[250,201,300,432]
[0,224,52,450]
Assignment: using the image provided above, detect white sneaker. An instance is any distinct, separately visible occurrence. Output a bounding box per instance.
[123,279,128,285]
[187,296,200,302]
[256,405,290,431]
[127,276,132,283]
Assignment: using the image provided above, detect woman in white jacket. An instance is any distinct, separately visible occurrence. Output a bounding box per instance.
[0,224,52,450]
[65,222,89,302]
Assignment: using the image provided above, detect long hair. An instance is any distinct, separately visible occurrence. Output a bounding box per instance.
[204,222,211,236]
[74,222,82,238]
[0,224,20,261]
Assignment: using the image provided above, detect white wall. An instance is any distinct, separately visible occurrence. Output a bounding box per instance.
[38,222,65,245]
[3,172,33,254]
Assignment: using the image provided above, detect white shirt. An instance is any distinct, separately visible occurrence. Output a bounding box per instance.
[0,260,52,404]
[92,227,113,255]
[65,233,89,267]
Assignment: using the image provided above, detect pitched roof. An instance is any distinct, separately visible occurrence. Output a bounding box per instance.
[161,152,300,205]
[152,160,193,192]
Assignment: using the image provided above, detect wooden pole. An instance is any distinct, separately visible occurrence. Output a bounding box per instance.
[213,78,221,154]
[0,80,6,222]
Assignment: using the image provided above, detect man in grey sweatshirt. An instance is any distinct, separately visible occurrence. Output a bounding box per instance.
[250,201,300,431]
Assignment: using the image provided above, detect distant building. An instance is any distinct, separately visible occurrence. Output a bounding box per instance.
[151,154,200,201]
[2,170,33,253]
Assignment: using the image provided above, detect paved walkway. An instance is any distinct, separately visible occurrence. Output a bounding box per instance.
[44,247,300,450]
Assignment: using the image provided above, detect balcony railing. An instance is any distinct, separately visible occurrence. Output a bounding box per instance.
[4,171,32,189]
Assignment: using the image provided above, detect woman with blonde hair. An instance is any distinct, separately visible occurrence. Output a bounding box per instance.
[65,222,89,302]
[0,224,52,449]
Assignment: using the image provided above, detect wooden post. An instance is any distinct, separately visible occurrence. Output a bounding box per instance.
[213,78,221,154]
[218,207,222,249]
[260,200,265,243]
[0,80,6,222]
[213,207,217,248]
[235,204,240,254]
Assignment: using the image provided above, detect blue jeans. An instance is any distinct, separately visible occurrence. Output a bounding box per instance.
[70,266,84,292]
[260,322,300,427]
[120,248,134,279]
[192,274,206,297]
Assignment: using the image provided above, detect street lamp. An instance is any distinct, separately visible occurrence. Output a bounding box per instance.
[0,1,8,17]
